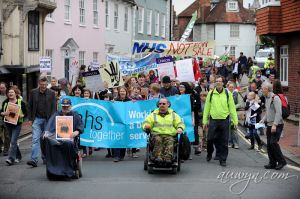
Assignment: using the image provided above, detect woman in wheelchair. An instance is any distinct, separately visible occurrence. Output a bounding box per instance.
[142,98,185,163]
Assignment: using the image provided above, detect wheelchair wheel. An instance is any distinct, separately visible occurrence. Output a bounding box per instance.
[177,159,181,172]
[171,167,177,175]
[144,158,148,171]
[147,166,154,174]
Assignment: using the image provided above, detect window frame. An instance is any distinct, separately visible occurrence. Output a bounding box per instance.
[79,51,85,66]
[64,0,71,23]
[28,11,40,51]
[138,7,144,34]
[146,9,152,35]
[105,1,109,29]
[280,46,288,86]
[79,0,86,26]
[124,7,129,32]
[93,52,98,62]
[93,0,99,27]
[230,24,239,38]
[155,12,160,37]
[114,3,119,30]
[161,14,166,38]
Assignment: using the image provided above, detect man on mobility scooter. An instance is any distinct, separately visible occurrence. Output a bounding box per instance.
[42,98,84,179]
[142,98,185,174]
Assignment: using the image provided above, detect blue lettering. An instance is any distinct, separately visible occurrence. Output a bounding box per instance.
[154,43,167,53]
[132,42,145,55]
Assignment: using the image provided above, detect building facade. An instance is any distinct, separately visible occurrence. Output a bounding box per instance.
[193,0,256,58]
[256,0,300,114]
[104,0,136,56]
[134,0,170,42]
[44,0,105,83]
[0,0,56,101]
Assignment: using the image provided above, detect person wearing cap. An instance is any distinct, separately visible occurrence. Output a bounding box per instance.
[159,76,179,97]
[43,98,83,144]
[27,76,56,168]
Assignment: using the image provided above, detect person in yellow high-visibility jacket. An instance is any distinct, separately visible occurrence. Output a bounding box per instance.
[203,76,238,167]
[264,54,275,70]
[143,98,185,162]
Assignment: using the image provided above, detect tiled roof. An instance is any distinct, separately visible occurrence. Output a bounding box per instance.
[178,0,199,17]
[204,0,255,24]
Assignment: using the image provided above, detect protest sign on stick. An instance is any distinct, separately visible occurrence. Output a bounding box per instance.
[175,59,195,82]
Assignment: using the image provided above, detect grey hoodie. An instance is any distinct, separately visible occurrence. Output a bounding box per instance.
[264,92,283,126]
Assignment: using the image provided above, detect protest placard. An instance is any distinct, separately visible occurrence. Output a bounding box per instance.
[99,61,124,88]
[156,56,175,80]
[56,116,73,140]
[132,40,215,58]
[4,102,20,125]
[82,70,104,92]
[40,57,51,73]
[175,59,195,82]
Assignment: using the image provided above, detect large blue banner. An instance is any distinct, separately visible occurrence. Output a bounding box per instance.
[107,54,160,75]
[67,95,194,148]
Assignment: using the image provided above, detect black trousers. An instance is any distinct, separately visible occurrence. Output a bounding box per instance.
[207,117,229,161]
[266,124,286,165]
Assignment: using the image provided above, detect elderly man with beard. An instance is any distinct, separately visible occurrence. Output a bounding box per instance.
[143,98,185,163]
[44,98,83,141]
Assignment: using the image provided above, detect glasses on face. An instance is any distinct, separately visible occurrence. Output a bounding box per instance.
[159,103,167,105]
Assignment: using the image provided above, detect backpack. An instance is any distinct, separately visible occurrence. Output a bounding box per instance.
[272,94,290,119]
[210,88,229,108]
[179,133,191,160]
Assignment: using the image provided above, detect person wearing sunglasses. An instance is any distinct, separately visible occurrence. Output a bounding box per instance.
[142,98,185,163]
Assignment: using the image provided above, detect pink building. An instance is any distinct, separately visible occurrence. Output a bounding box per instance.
[44,0,105,83]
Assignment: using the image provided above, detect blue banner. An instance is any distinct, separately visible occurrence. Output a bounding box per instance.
[67,95,194,148]
[107,54,160,75]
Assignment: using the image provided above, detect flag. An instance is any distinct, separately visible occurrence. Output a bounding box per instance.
[180,11,197,42]
[193,58,202,81]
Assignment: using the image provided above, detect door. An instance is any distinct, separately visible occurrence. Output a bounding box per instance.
[64,58,70,80]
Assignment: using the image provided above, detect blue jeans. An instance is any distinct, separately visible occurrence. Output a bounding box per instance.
[6,123,22,162]
[31,118,47,162]
[229,127,239,146]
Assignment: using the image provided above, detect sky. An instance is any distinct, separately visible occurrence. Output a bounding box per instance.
[173,0,255,15]
[173,0,195,15]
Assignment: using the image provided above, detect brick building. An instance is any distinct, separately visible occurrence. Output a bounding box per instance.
[256,0,300,114]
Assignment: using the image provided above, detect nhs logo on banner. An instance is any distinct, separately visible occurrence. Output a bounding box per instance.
[67,95,194,148]
[132,41,167,55]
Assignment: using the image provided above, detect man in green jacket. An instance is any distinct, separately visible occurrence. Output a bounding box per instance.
[203,76,238,166]
[143,98,185,163]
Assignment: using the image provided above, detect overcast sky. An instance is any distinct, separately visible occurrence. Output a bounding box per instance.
[173,0,195,15]
[173,0,255,14]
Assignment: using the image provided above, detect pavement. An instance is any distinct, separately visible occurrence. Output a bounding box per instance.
[238,115,300,166]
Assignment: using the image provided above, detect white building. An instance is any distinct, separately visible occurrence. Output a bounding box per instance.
[193,0,256,58]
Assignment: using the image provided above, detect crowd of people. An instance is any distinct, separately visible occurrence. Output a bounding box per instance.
[0,51,287,170]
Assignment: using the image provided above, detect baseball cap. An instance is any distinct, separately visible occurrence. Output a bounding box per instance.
[61,98,72,106]
[162,76,171,83]
[256,74,261,78]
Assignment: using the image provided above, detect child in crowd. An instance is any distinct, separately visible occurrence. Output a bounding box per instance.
[245,92,263,150]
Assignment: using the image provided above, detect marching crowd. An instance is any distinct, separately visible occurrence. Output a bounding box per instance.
[0,51,288,170]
